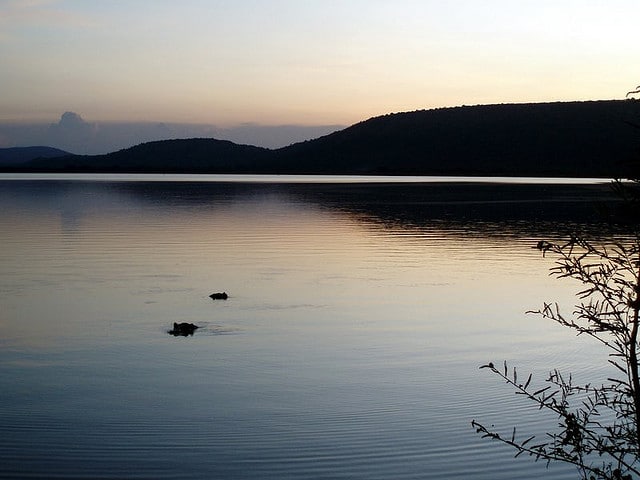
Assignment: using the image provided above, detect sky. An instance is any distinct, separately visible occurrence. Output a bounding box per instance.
[1,0,640,153]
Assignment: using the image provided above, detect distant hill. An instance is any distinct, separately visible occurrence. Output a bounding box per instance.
[8,100,640,177]
[24,138,272,173]
[0,146,71,167]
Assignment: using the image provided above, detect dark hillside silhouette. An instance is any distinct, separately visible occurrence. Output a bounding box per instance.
[25,138,272,173]
[272,100,640,177]
[0,146,70,167]
[8,100,640,177]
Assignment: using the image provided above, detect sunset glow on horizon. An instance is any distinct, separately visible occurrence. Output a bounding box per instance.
[1,0,639,127]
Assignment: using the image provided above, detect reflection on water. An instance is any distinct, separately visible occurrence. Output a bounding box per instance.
[0,177,630,479]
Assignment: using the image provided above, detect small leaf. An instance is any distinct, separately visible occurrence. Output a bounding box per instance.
[524,373,533,390]
[522,435,535,446]
[533,386,551,396]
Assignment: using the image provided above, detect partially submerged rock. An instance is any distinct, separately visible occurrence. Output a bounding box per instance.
[209,292,228,300]
[168,322,199,337]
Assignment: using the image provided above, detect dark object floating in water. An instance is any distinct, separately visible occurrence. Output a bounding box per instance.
[209,292,228,300]
[168,322,199,336]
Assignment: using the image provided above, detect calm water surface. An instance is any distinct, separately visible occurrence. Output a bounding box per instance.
[0,176,627,479]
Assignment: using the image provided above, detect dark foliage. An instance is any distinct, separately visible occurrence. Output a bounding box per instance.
[473,206,640,479]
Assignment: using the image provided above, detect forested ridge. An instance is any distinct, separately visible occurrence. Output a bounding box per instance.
[6,100,640,177]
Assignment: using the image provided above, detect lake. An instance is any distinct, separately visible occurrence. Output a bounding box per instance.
[0,175,630,479]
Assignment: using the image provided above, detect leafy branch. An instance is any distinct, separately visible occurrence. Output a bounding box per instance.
[473,236,640,480]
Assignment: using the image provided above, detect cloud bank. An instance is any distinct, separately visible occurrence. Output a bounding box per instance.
[0,112,344,155]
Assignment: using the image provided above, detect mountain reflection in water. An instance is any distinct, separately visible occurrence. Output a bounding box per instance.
[103,178,621,234]
[0,176,631,480]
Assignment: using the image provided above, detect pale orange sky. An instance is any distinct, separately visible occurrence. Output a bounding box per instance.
[1,0,639,127]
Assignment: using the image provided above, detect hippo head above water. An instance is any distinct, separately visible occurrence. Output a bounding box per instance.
[209,292,228,300]
[168,322,199,337]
